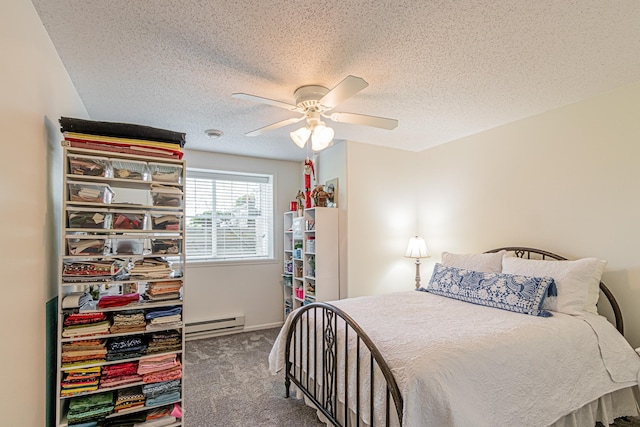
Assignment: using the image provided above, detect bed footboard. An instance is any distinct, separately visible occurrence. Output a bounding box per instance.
[284,302,403,426]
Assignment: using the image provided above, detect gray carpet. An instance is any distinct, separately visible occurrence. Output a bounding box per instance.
[184,328,639,427]
[184,327,323,427]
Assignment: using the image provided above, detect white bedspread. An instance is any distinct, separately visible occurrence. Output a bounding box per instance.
[269,291,640,427]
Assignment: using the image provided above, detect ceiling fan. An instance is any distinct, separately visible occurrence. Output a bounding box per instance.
[232,75,398,151]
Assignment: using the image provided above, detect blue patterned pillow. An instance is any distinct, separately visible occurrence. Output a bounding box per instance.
[419,263,557,317]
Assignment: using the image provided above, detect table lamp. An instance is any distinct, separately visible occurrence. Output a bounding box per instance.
[405,236,430,289]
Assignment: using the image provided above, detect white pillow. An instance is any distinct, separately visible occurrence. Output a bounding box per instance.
[583,261,608,314]
[441,251,505,273]
[501,256,606,315]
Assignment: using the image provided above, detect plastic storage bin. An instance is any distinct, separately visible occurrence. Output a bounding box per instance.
[110,235,147,255]
[150,211,183,231]
[66,235,107,256]
[68,181,114,203]
[68,154,110,177]
[110,210,146,230]
[150,186,183,208]
[67,208,111,229]
[150,238,182,255]
[149,162,183,184]
[111,158,149,181]
[306,238,315,253]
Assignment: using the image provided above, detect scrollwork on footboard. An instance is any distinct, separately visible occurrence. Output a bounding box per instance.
[285,302,403,426]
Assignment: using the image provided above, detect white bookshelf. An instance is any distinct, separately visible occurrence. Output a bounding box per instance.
[282,207,339,317]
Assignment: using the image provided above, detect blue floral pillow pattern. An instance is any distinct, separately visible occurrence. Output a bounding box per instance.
[419,263,557,317]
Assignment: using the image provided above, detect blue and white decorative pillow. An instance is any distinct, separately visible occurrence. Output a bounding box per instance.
[419,263,557,317]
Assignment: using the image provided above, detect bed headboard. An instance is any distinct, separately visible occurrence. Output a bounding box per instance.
[484,247,624,335]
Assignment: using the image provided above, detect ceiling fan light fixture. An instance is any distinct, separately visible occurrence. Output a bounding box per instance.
[311,123,334,151]
[290,126,311,148]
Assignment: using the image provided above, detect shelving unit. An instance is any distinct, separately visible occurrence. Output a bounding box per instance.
[56,147,185,426]
[282,211,295,318]
[282,207,339,318]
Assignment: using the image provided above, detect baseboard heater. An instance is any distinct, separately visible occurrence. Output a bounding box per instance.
[185,315,245,341]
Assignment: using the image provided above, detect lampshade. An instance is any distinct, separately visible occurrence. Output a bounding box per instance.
[405,236,429,258]
[290,126,311,148]
[311,123,334,151]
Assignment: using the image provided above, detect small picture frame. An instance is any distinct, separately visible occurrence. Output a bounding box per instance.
[325,178,338,208]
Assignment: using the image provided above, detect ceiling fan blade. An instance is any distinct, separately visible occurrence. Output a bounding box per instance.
[245,116,305,136]
[329,112,398,130]
[319,75,369,109]
[232,93,298,111]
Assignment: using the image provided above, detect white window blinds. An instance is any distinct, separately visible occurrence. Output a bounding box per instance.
[185,169,274,261]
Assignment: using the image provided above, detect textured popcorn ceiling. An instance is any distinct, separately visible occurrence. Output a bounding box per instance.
[32,0,640,161]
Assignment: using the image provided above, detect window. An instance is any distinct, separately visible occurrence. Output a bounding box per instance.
[185,169,274,262]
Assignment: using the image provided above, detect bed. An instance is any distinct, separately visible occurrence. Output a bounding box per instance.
[269,247,640,427]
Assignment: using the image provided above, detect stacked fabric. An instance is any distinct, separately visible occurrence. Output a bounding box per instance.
[114,386,145,412]
[60,366,101,396]
[106,336,148,362]
[150,184,183,207]
[145,307,182,332]
[144,404,173,420]
[68,422,99,427]
[61,339,107,367]
[146,330,182,355]
[63,260,126,282]
[100,362,142,389]
[150,238,181,255]
[103,411,147,427]
[138,354,183,385]
[142,379,181,408]
[129,258,173,279]
[132,415,177,426]
[144,389,181,408]
[67,238,106,256]
[62,312,110,338]
[68,210,109,229]
[139,403,181,426]
[142,379,180,399]
[66,391,114,424]
[59,117,185,160]
[112,212,144,230]
[150,213,181,230]
[110,310,146,334]
[62,291,93,309]
[143,281,182,302]
[98,293,140,309]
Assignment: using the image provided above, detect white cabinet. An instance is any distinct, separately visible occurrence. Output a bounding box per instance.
[282,207,339,317]
[57,147,185,426]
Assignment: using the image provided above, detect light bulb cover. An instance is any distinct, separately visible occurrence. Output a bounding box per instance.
[311,123,334,151]
[290,126,311,148]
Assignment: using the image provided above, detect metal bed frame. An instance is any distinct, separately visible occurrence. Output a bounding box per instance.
[283,247,624,427]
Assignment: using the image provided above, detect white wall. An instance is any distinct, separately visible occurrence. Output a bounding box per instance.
[0,0,88,425]
[315,142,348,298]
[417,81,640,348]
[182,150,301,329]
[345,141,419,297]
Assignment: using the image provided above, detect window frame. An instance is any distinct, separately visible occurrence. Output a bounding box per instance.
[184,167,275,265]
